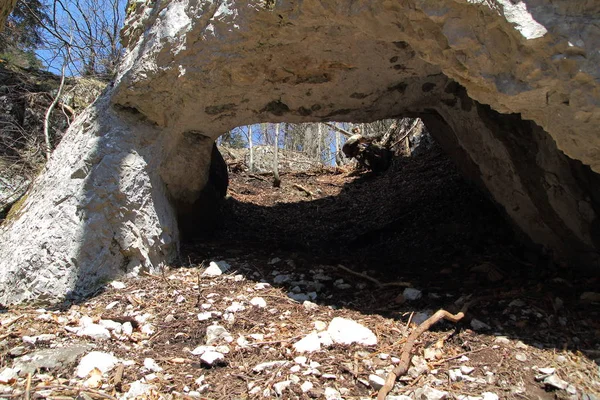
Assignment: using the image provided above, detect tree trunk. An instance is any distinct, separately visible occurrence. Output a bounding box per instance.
[248,125,254,172]
[335,129,342,166]
[317,123,322,164]
[273,123,281,187]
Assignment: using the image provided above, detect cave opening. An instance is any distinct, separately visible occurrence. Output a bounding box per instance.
[178,118,527,286]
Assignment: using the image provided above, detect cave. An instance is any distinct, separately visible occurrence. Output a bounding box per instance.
[0,0,599,305]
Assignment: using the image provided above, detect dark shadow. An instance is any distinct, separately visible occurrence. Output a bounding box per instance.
[181,142,600,363]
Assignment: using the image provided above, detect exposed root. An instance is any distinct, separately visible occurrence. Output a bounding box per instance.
[376,302,473,400]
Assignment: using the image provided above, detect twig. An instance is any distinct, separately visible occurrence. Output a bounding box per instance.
[248,174,267,182]
[323,122,353,137]
[1,314,24,328]
[112,363,124,393]
[377,302,474,400]
[24,373,32,400]
[292,183,314,197]
[333,264,411,288]
[31,385,118,400]
[44,38,71,160]
[431,346,488,366]
[390,119,420,149]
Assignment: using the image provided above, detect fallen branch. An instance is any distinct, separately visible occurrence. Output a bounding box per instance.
[31,385,118,400]
[292,183,314,197]
[377,302,473,400]
[334,264,411,288]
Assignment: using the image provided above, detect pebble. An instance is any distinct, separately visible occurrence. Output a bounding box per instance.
[253,360,290,372]
[273,380,291,395]
[77,324,111,340]
[303,301,319,311]
[482,393,499,400]
[225,302,246,313]
[368,374,385,390]
[202,261,231,277]
[122,380,155,399]
[200,351,224,365]
[110,281,126,289]
[0,368,17,384]
[206,325,233,344]
[254,282,270,290]
[314,320,327,331]
[470,319,491,331]
[494,336,510,344]
[294,356,307,365]
[250,297,267,307]
[76,352,119,378]
[543,374,569,390]
[294,332,322,353]
[122,322,133,336]
[99,319,122,332]
[460,366,475,375]
[274,274,292,284]
[324,387,342,400]
[403,287,423,301]
[143,358,162,372]
[327,317,377,346]
[300,381,313,392]
[415,385,449,400]
[515,353,527,362]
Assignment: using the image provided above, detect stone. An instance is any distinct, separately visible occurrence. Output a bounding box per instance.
[1,0,600,306]
[403,287,423,301]
[324,387,342,400]
[273,380,291,395]
[544,374,569,390]
[200,351,224,365]
[122,380,155,399]
[415,385,449,400]
[76,351,119,378]
[300,381,313,393]
[202,261,231,277]
[0,368,17,384]
[482,393,499,400]
[294,332,322,353]
[13,344,93,376]
[253,361,290,373]
[250,297,267,307]
[470,319,491,331]
[327,317,377,346]
[368,374,385,390]
[206,325,233,345]
[77,323,111,340]
[515,353,527,362]
[580,292,600,303]
[143,358,162,372]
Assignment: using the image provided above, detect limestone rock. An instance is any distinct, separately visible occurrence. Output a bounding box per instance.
[1,0,600,305]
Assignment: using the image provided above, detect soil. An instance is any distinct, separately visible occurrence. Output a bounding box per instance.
[1,144,599,399]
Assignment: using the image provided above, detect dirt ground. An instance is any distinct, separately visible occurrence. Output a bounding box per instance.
[1,145,599,399]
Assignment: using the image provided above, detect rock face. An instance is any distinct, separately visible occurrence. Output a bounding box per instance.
[0,0,599,304]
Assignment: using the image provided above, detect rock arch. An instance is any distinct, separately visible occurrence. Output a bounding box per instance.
[1,0,599,304]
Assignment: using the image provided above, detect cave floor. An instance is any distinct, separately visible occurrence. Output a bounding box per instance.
[1,147,599,399]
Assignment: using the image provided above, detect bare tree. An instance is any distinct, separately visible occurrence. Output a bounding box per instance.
[44,38,71,159]
[273,123,280,187]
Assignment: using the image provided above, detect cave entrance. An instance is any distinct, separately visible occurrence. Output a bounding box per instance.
[180,118,519,283]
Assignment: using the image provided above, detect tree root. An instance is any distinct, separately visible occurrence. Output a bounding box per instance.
[376,301,473,400]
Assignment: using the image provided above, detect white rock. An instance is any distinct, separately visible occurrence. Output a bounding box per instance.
[290,365,301,373]
[122,322,133,335]
[324,387,342,400]
[250,333,264,341]
[538,367,556,375]
[191,345,216,355]
[202,261,231,277]
[76,352,119,378]
[122,380,155,399]
[143,358,163,372]
[368,374,385,390]
[99,319,122,332]
[225,301,246,313]
[322,373,337,379]
[314,320,327,331]
[515,353,527,362]
[77,324,111,340]
[470,319,491,331]
[327,317,377,346]
[141,324,155,336]
[253,360,290,372]
[197,312,214,321]
[0,368,17,384]
[449,369,463,381]
[403,287,423,301]
[200,351,224,365]
[250,297,267,307]
[273,380,291,395]
[294,332,322,353]
[254,283,270,290]
[460,366,475,375]
[206,325,233,344]
[300,381,313,392]
[543,374,569,390]
[415,385,448,400]
[195,375,205,386]
[494,336,510,344]
[176,294,186,303]
[111,281,126,289]
[294,356,307,365]
[482,393,499,400]
[303,301,319,311]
